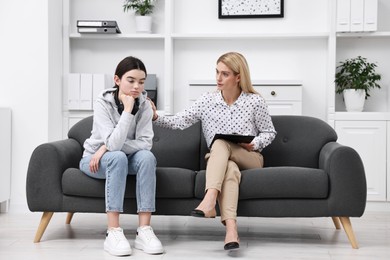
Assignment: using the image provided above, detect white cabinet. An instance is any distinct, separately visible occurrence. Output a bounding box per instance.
[188,80,302,115]
[0,108,11,212]
[335,116,387,201]
[387,121,390,201]
[259,85,302,115]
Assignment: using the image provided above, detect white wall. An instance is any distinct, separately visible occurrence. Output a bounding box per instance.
[0,0,49,211]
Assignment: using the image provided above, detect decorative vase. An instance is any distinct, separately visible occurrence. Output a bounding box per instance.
[343,89,365,112]
[135,16,152,33]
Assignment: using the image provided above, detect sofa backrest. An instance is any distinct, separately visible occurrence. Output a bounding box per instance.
[262,115,338,168]
[68,116,208,171]
[68,116,93,147]
[68,115,336,170]
[152,122,209,171]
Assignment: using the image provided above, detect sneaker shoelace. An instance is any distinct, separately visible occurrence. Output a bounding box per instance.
[109,227,127,242]
[139,226,156,241]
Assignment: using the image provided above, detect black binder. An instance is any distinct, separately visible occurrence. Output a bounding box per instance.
[77,20,121,34]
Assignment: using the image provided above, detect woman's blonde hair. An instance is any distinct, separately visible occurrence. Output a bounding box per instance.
[217,52,258,94]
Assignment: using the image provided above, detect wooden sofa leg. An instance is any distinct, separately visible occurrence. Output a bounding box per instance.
[339,216,359,249]
[66,212,74,224]
[332,217,341,229]
[34,212,54,243]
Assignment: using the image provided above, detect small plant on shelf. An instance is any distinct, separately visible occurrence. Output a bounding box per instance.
[123,0,156,16]
[335,56,381,99]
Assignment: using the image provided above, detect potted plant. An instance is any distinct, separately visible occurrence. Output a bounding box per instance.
[335,56,381,112]
[123,0,156,33]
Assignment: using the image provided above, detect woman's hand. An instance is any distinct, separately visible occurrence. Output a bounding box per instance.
[89,145,107,173]
[148,97,158,121]
[120,94,135,113]
[239,142,254,151]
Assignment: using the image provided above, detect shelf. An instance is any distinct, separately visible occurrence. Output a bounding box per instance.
[335,112,390,120]
[337,31,390,38]
[171,32,329,40]
[69,32,330,40]
[69,33,165,39]
[189,80,303,86]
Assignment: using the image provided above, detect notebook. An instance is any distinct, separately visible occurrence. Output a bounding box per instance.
[211,133,255,146]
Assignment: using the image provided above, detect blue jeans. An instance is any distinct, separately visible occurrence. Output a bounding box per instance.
[79,150,157,213]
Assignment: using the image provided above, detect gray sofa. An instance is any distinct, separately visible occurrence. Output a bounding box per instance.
[26,115,366,248]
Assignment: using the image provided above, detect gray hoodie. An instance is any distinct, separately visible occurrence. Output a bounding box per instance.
[82,87,153,157]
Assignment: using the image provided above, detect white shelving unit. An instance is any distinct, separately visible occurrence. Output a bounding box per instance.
[333,0,390,202]
[59,0,390,202]
[62,0,331,135]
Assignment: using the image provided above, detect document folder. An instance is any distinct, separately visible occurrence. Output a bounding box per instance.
[77,27,121,34]
[77,20,118,27]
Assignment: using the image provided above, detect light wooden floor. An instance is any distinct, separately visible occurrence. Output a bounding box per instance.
[1,207,390,260]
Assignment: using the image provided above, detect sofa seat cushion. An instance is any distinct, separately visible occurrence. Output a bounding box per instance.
[194,167,328,199]
[62,167,196,199]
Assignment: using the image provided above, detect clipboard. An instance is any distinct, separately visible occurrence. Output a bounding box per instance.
[211,133,255,146]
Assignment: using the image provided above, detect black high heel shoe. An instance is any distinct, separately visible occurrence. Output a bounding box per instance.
[190,208,216,218]
[224,241,239,250]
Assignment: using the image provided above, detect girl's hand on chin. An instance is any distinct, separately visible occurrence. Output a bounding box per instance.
[121,94,135,113]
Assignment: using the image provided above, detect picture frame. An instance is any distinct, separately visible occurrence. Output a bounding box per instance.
[218,0,284,19]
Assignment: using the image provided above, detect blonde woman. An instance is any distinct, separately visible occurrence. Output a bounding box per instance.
[151,52,276,250]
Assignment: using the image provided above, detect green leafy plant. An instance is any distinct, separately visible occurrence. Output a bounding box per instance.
[335,56,381,99]
[123,0,156,16]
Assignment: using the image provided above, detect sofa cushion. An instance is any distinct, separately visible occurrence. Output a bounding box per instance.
[155,167,196,198]
[62,167,196,199]
[194,167,328,199]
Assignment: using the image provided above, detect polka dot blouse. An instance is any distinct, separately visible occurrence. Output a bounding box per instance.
[154,91,277,151]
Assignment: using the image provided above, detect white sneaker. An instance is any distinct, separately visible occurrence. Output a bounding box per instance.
[134,226,164,254]
[104,227,132,256]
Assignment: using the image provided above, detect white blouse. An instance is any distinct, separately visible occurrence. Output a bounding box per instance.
[154,91,277,151]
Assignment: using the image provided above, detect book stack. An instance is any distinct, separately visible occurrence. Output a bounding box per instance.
[77,20,121,34]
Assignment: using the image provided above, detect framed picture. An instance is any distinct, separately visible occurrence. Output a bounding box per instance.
[218,0,284,19]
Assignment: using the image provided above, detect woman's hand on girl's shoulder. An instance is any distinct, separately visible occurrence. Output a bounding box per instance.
[147,97,158,121]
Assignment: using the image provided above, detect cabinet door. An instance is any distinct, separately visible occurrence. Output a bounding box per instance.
[266,102,302,115]
[387,122,390,202]
[335,120,386,201]
[0,108,11,212]
[259,86,302,115]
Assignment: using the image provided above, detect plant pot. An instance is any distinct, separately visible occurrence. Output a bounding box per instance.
[343,89,365,112]
[135,16,152,33]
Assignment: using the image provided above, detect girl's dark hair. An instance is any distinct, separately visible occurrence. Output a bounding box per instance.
[114,56,147,87]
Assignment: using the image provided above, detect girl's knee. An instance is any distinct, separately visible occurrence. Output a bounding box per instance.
[135,150,156,165]
[108,151,128,167]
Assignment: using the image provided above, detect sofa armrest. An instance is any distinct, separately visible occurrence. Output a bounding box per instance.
[319,142,367,216]
[26,139,83,212]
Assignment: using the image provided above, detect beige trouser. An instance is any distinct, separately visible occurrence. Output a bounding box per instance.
[205,139,264,223]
